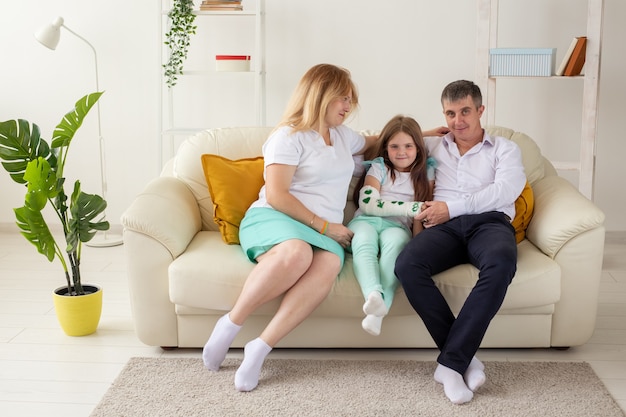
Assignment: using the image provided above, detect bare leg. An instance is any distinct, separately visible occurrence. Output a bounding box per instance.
[202,240,313,371]
[229,240,315,325]
[233,249,341,391]
[259,249,341,346]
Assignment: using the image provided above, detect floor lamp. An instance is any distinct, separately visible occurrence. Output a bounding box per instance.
[35,16,123,247]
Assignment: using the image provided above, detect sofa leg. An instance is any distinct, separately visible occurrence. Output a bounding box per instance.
[160,346,178,350]
[551,346,570,351]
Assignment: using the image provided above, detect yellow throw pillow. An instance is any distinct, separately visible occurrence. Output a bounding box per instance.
[201,154,265,244]
[512,181,534,243]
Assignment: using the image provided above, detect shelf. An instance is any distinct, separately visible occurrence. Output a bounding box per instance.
[161,10,257,16]
[488,75,585,80]
[476,0,604,200]
[194,11,257,16]
[159,0,266,168]
[178,70,257,75]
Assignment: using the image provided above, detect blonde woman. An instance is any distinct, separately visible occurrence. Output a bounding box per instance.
[202,64,375,392]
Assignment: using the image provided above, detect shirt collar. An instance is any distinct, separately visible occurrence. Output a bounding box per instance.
[443,129,492,149]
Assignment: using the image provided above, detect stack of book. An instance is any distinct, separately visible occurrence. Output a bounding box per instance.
[200,0,243,11]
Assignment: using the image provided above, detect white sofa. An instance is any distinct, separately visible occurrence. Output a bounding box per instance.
[121,126,606,349]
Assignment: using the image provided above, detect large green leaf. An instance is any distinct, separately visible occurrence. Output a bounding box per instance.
[14,205,57,262]
[66,180,110,252]
[0,119,56,184]
[22,157,59,211]
[51,92,103,150]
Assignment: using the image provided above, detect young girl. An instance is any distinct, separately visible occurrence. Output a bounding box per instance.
[348,115,435,336]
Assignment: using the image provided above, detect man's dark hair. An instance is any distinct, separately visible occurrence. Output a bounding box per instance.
[441,80,482,109]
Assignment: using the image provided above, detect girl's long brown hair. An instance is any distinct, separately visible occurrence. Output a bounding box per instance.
[353,115,432,204]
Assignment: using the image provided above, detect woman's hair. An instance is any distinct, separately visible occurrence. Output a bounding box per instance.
[354,115,432,204]
[277,64,359,132]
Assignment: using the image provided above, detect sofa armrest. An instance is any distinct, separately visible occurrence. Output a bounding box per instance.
[121,176,202,258]
[526,175,605,259]
[120,176,202,347]
[526,175,606,347]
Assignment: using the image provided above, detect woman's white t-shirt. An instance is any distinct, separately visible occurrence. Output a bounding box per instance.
[249,125,365,223]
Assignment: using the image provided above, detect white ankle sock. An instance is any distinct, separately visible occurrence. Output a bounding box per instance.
[363,291,387,317]
[464,356,486,392]
[434,364,474,404]
[235,338,272,392]
[361,314,383,336]
[202,313,241,371]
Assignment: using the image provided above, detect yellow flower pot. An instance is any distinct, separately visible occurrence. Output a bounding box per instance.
[52,284,103,336]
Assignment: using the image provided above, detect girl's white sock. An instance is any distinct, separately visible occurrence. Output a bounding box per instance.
[363,291,388,317]
[362,314,384,336]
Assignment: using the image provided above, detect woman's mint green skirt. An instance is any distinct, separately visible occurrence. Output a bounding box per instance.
[239,207,345,266]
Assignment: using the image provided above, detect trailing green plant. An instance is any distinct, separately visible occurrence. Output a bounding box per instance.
[0,92,110,296]
[163,0,197,88]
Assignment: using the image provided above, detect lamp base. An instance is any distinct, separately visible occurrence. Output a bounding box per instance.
[86,231,123,247]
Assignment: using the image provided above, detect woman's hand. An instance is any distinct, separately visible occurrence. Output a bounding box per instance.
[324,222,354,248]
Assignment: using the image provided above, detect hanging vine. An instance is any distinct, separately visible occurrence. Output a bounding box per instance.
[163,0,197,88]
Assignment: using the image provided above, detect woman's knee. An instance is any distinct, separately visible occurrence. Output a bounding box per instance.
[269,240,314,272]
[315,250,342,274]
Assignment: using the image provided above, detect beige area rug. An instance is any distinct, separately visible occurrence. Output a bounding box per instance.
[91,357,624,417]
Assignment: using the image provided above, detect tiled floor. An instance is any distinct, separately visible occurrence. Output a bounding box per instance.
[0,227,624,416]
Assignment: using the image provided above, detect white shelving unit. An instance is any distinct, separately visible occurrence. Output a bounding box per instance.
[159,0,266,167]
[475,0,604,200]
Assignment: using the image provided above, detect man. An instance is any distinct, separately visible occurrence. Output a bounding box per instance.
[394,80,526,404]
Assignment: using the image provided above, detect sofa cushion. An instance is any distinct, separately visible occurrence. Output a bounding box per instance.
[513,181,534,243]
[169,232,561,318]
[201,154,265,244]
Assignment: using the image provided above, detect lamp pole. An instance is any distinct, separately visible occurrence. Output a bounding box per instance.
[35,17,122,247]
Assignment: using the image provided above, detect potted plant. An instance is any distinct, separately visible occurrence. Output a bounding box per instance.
[163,0,197,88]
[0,92,110,336]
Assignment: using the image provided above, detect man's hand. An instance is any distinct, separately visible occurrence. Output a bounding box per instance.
[414,201,450,228]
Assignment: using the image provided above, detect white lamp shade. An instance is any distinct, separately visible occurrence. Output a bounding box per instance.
[35,16,65,50]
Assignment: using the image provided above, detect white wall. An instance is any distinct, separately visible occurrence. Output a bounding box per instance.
[1,0,624,231]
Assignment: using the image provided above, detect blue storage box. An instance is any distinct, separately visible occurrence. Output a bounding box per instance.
[489,48,556,77]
